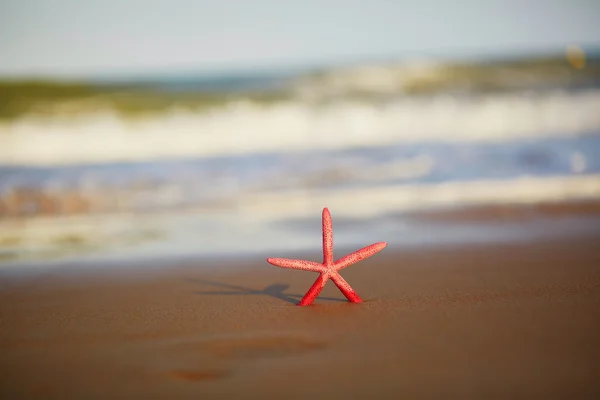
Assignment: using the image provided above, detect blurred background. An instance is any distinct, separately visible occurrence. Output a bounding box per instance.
[1,0,600,266]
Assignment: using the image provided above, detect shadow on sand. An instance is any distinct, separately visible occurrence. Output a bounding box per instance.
[188,278,346,305]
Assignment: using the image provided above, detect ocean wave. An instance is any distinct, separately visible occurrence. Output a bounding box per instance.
[1,89,600,166]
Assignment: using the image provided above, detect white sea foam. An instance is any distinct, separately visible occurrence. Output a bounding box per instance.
[1,89,600,166]
[2,174,599,260]
[236,174,600,219]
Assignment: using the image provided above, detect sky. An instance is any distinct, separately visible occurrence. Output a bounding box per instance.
[1,0,599,78]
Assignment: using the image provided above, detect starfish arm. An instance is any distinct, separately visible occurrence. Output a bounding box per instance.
[330,272,362,303]
[322,207,334,264]
[266,258,324,272]
[298,273,328,306]
[334,242,388,271]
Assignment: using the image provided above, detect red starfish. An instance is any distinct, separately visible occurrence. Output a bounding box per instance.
[267,207,387,306]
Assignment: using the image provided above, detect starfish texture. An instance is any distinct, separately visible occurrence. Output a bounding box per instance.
[267,207,387,306]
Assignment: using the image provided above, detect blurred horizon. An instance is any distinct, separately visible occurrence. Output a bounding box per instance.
[2,0,600,79]
[1,44,600,84]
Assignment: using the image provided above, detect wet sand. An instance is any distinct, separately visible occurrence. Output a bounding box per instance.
[1,213,600,398]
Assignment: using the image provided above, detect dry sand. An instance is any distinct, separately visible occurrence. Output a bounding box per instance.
[1,211,600,399]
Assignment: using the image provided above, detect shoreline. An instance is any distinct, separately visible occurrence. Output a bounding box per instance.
[3,197,600,271]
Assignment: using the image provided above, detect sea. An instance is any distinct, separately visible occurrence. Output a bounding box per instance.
[1,55,600,269]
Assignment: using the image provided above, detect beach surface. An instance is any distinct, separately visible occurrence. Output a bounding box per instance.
[1,209,600,399]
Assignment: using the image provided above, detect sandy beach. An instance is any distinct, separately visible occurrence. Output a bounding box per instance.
[1,207,599,400]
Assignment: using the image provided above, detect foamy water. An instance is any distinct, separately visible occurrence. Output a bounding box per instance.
[2,173,600,268]
[2,85,600,266]
[1,89,600,165]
